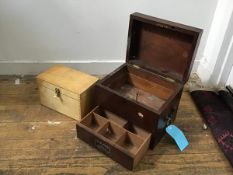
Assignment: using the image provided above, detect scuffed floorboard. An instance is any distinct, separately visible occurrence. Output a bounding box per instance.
[0,75,232,175]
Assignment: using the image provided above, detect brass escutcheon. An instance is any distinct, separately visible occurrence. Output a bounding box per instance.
[54,88,61,98]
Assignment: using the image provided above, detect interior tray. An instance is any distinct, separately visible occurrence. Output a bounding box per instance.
[101,65,179,111]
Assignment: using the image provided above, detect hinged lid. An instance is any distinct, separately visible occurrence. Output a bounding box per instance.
[126,13,202,83]
[37,65,98,95]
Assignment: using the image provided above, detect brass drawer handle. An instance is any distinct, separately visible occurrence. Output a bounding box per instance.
[54,88,61,98]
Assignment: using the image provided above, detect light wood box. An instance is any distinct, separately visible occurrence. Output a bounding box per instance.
[37,65,98,121]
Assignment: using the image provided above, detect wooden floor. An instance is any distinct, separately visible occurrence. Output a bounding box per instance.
[0,75,232,175]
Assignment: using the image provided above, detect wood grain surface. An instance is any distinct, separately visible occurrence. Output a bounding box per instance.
[37,65,98,120]
[0,75,232,175]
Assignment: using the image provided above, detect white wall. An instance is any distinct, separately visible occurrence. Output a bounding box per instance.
[217,34,233,86]
[226,66,233,87]
[0,0,218,75]
[197,0,233,84]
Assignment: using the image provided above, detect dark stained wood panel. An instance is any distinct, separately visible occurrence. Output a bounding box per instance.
[126,13,202,83]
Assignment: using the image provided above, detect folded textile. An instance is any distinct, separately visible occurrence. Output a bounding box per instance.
[191,90,233,167]
[226,86,233,97]
[219,90,233,114]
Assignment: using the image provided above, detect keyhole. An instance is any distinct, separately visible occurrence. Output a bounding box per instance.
[54,88,61,97]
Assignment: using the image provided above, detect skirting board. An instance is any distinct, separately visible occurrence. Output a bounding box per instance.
[0,61,124,75]
[0,59,199,75]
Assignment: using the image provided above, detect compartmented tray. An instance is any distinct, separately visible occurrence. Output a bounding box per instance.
[76,106,151,170]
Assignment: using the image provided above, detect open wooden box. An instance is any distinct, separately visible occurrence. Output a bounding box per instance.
[77,12,202,170]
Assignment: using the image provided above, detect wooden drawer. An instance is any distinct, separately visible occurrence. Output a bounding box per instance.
[76,106,151,170]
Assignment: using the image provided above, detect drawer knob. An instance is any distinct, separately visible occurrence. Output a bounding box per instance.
[138,112,144,118]
[54,88,61,98]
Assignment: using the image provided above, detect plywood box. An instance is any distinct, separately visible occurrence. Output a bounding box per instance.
[37,65,98,121]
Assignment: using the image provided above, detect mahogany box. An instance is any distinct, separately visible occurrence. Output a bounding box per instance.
[76,12,202,170]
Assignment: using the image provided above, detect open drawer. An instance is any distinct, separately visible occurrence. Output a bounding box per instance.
[76,106,151,170]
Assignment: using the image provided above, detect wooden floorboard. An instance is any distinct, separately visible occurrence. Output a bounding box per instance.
[0,75,232,175]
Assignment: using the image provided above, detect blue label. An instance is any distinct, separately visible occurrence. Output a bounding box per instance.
[166,124,189,151]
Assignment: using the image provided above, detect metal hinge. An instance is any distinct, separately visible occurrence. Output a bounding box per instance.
[132,64,140,69]
[157,74,176,83]
[164,76,176,83]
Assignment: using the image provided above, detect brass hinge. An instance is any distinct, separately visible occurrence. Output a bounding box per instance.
[132,64,140,69]
[157,74,176,83]
[164,77,176,83]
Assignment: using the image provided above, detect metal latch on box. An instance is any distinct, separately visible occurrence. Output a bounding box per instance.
[132,64,140,69]
[54,88,61,98]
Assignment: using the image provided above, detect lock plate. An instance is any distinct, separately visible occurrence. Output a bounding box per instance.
[54,88,61,98]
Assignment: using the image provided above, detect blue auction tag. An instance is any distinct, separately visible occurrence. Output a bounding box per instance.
[166,124,189,151]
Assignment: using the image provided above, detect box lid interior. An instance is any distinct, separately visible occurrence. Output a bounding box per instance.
[126,13,202,83]
[37,65,98,94]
